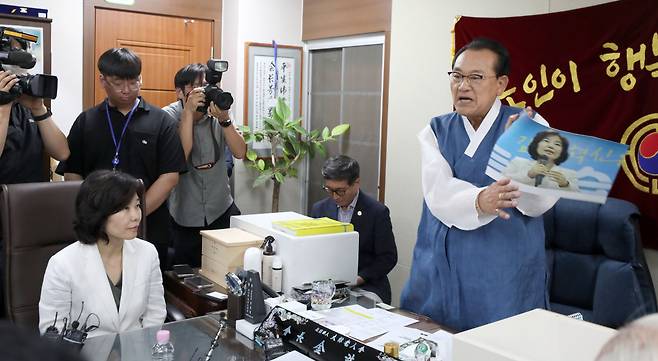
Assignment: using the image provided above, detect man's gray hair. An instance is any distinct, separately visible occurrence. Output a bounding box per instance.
[321,155,360,185]
[596,314,658,361]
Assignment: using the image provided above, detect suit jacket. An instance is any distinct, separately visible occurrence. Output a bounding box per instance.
[39,238,166,338]
[311,191,397,303]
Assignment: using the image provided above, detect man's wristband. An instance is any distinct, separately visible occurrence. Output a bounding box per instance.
[32,109,52,122]
[218,118,232,128]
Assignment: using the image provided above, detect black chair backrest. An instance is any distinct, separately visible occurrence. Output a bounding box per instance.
[1,180,145,330]
[544,197,657,328]
[1,181,81,328]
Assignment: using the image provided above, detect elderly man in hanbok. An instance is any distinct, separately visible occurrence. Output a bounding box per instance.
[400,38,558,332]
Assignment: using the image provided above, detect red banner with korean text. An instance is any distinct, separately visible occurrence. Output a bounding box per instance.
[454,0,658,247]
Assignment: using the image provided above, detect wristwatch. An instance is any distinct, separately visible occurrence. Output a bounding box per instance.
[218,118,232,128]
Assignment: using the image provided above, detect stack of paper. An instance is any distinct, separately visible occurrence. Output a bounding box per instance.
[315,305,416,341]
[272,217,354,236]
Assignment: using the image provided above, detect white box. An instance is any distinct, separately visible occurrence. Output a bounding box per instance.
[453,309,616,361]
[230,212,359,294]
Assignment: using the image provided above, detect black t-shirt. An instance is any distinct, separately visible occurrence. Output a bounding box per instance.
[0,103,46,184]
[56,97,187,245]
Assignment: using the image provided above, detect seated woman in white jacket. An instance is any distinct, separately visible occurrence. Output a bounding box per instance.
[39,170,166,338]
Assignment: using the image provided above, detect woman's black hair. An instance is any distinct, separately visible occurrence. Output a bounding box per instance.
[527,131,570,165]
[74,170,141,244]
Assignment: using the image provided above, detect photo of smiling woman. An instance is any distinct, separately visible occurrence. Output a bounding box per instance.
[39,170,165,338]
[503,130,580,192]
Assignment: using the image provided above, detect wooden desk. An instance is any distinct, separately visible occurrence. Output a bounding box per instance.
[163,270,447,336]
[84,281,446,361]
[162,271,227,318]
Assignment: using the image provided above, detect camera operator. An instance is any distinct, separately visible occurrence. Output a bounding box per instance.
[163,63,245,267]
[0,70,69,184]
[0,37,69,318]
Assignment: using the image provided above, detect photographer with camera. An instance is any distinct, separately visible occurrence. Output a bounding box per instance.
[0,31,69,318]
[163,62,246,267]
[0,30,69,184]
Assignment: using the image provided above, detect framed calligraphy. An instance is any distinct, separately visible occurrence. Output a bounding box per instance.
[243,42,303,155]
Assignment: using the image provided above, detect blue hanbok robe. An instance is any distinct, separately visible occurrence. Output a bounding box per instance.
[400,105,548,332]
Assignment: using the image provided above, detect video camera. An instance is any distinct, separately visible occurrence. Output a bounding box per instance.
[197,59,233,113]
[0,27,58,100]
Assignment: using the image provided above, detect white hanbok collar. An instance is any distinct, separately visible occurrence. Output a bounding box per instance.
[461,98,502,158]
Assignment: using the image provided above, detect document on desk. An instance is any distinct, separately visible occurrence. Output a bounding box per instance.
[316,305,417,341]
[367,327,453,361]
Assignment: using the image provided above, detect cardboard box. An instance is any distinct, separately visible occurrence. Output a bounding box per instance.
[199,255,231,287]
[199,228,262,288]
[200,228,262,268]
[453,309,616,361]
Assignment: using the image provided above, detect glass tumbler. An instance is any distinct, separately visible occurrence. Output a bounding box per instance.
[311,279,336,310]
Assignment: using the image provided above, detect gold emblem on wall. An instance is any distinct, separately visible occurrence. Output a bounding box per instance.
[620,113,658,194]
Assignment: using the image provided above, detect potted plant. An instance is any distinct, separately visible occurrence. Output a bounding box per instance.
[240,97,350,212]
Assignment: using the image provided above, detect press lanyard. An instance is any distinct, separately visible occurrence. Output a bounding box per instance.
[105,98,140,170]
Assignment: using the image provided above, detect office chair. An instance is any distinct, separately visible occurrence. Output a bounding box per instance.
[544,197,657,328]
[0,180,147,330]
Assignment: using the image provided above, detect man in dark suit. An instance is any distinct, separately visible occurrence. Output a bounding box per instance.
[310,155,398,304]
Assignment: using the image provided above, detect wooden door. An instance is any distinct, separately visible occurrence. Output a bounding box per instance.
[95,9,213,107]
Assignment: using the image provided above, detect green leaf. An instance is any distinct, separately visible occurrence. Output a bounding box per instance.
[274,172,284,184]
[321,127,330,140]
[313,142,327,158]
[246,149,257,161]
[331,124,350,136]
[283,141,295,155]
[288,168,298,178]
[276,97,292,122]
[299,142,310,157]
[310,129,320,139]
[254,170,273,187]
[257,159,265,171]
[263,117,279,131]
[291,139,301,154]
[292,123,306,136]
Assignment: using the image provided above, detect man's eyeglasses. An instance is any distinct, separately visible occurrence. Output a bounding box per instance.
[102,76,142,91]
[447,71,497,86]
[322,185,348,197]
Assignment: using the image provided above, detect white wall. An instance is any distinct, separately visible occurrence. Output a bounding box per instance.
[386,0,621,306]
[222,0,305,215]
[7,0,83,134]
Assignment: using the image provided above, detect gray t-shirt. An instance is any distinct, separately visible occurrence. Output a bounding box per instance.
[163,101,233,227]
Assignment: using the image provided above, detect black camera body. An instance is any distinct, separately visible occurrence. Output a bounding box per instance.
[197,59,233,113]
[0,27,58,100]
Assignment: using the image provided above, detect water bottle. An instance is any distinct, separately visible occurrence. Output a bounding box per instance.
[152,329,174,360]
